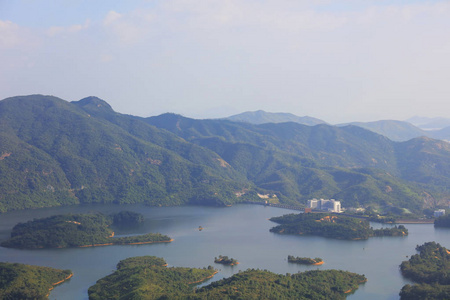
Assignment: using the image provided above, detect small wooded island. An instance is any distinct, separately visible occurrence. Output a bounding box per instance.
[0,212,172,249]
[270,213,408,240]
[214,255,239,266]
[288,255,324,265]
[0,262,72,299]
[399,242,450,299]
[88,256,366,299]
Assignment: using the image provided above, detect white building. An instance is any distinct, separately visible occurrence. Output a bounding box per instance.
[307,198,341,213]
[434,209,446,218]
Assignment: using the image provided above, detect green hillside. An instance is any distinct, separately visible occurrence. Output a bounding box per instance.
[147,113,450,213]
[0,95,249,212]
[88,256,217,299]
[1,95,450,214]
[0,262,72,299]
[197,269,366,299]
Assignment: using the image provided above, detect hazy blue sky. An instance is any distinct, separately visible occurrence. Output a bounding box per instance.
[1,0,449,123]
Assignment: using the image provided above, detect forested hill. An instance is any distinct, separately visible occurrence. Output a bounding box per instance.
[0,95,449,214]
[0,95,248,212]
[146,113,450,212]
[146,113,450,180]
[0,262,72,299]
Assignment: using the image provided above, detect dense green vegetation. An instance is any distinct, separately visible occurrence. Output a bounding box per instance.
[270,213,408,240]
[88,256,217,300]
[197,269,366,299]
[399,283,450,300]
[400,242,450,284]
[1,95,450,214]
[0,262,72,300]
[399,242,450,299]
[0,95,249,212]
[288,255,323,265]
[111,211,144,228]
[89,256,366,299]
[0,213,171,249]
[434,214,450,228]
[111,233,171,245]
[147,113,450,213]
[116,256,167,269]
[372,225,408,237]
[214,255,238,266]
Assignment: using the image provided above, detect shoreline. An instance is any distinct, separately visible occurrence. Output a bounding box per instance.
[78,238,174,248]
[289,259,324,266]
[188,270,219,285]
[344,279,368,294]
[395,219,434,224]
[6,238,174,250]
[47,273,73,295]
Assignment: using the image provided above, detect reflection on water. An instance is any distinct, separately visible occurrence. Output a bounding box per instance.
[0,204,448,300]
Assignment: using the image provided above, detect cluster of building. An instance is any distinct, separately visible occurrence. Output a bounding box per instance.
[305,199,448,217]
[307,198,341,213]
[434,209,446,218]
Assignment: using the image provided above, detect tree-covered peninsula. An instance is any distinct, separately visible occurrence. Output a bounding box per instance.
[270,213,408,240]
[399,242,450,299]
[0,262,72,300]
[89,256,366,299]
[88,256,217,300]
[0,213,171,249]
[197,269,366,299]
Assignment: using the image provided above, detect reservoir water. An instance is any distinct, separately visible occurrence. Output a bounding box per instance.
[0,204,448,299]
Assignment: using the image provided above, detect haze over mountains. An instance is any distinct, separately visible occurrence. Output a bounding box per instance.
[1,95,449,215]
[406,116,450,130]
[225,110,326,126]
[226,110,450,142]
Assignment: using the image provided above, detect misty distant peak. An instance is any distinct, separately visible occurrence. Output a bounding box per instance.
[406,116,450,130]
[336,120,427,142]
[225,110,326,126]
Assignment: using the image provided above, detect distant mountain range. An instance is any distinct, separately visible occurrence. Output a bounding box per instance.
[0,95,449,215]
[226,110,450,142]
[337,120,450,142]
[336,120,428,142]
[225,110,326,126]
[406,116,450,130]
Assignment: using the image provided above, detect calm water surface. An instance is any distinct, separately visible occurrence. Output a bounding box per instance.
[0,204,449,300]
